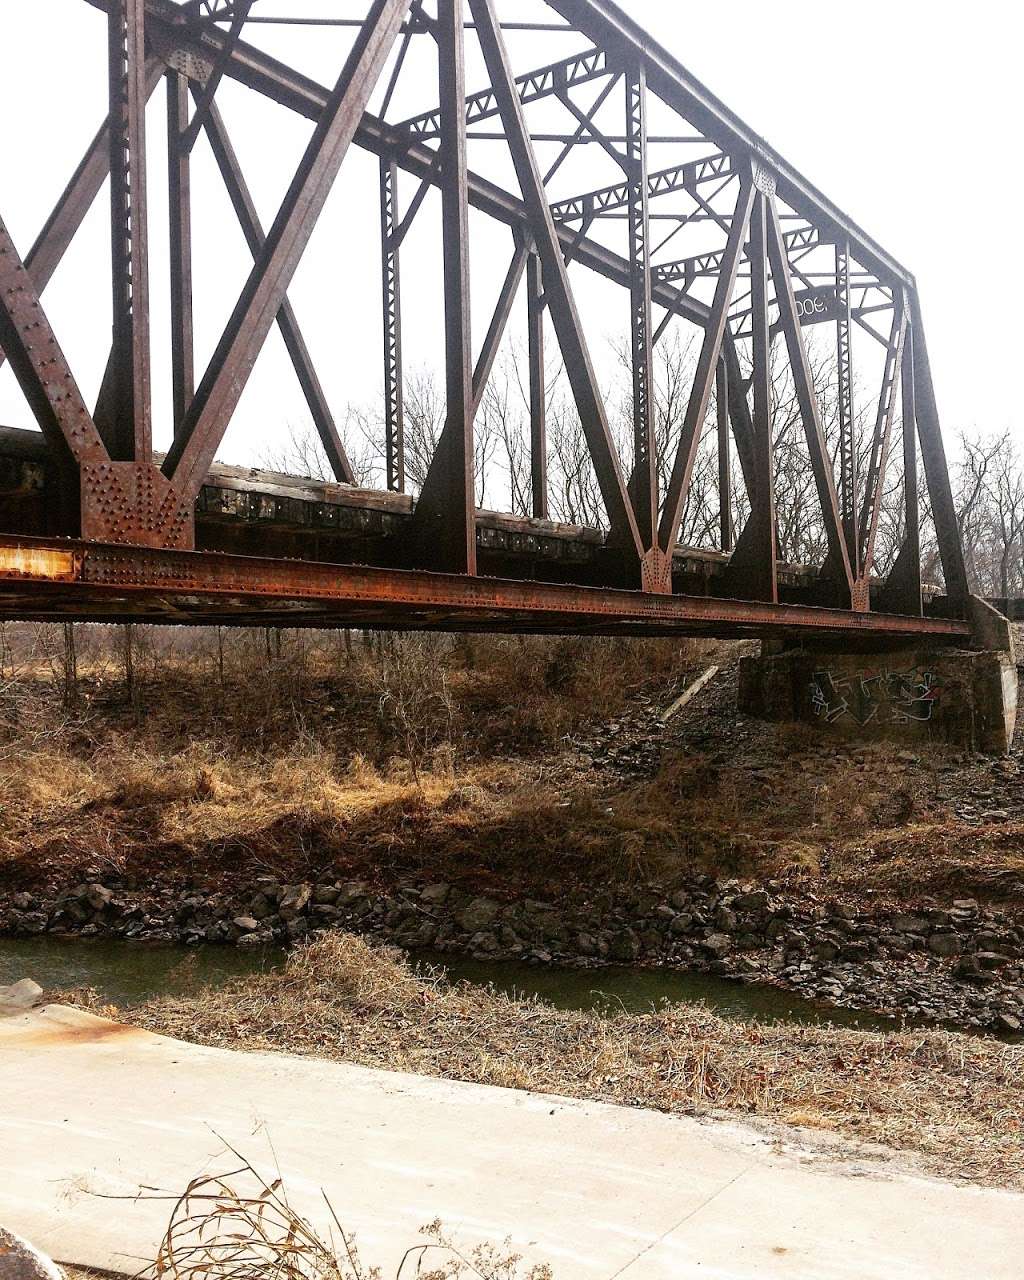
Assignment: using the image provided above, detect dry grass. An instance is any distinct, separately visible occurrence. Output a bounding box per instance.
[123,1153,552,1280]
[831,820,1024,900]
[1,624,1015,906]
[0,703,993,901]
[0,629,735,893]
[126,933,1024,1191]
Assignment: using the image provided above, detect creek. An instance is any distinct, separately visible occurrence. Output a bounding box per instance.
[0,935,897,1030]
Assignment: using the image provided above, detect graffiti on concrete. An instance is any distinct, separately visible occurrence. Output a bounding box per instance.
[810,666,942,726]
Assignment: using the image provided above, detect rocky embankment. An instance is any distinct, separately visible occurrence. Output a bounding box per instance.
[4,875,1024,1035]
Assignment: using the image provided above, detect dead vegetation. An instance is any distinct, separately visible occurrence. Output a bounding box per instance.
[126,932,1024,1191]
[129,1152,552,1280]
[1,622,1018,908]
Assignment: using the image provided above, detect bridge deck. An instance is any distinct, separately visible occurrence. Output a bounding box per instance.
[0,534,970,643]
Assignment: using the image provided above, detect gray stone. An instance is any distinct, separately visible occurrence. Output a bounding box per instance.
[892,914,929,935]
[82,883,113,912]
[0,979,43,1014]
[420,882,451,906]
[278,884,313,920]
[715,907,738,932]
[733,891,769,913]
[232,916,259,932]
[458,897,500,933]
[336,880,371,906]
[0,1227,64,1279]
[996,1013,1022,1033]
[11,913,47,935]
[702,933,733,959]
[928,933,961,958]
[608,930,640,962]
[312,885,340,906]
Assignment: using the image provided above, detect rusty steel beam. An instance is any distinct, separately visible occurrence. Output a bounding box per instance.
[543,0,914,291]
[527,250,548,521]
[163,0,412,505]
[104,0,153,462]
[722,191,776,603]
[0,534,972,642]
[380,158,405,492]
[167,71,194,440]
[472,236,529,417]
[397,45,612,138]
[85,0,719,333]
[658,177,756,564]
[625,65,657,558]
[470,0,643,572]
[908,290,969,609]
[199,98,354,484]
[550,151,733,223]
[715,359,732,553]
[0,220,107,470]
[0,57,165,383]
[410,0,477,575]
[859,302,908,576]
[766,189,856,606]
[835,239,857,567]
[654,225,824,288]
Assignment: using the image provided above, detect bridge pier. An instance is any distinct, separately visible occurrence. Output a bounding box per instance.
[738,599,1018,755]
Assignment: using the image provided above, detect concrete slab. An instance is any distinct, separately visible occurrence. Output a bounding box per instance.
[0,1005,1021,1279]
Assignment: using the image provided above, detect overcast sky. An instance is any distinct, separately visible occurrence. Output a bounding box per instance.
[1,0,1020,477]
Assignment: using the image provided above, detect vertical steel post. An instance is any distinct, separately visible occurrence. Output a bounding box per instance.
[436,0,475,569]
[380,158,405,492]
[716,357,733,553]
[105,0,152,461]
[626,66,657,551]
[745,191,777,600]
[878,325,923,616]
[410,0,476,572]
[527,248,548,519]
[907,290,969,611]
[836,239,857,567]
[902,325,921,589]
[167,71,194,442]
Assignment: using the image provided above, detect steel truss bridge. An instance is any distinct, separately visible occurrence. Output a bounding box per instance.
[0,0,973,644]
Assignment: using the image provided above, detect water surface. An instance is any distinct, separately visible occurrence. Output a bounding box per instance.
[0,935,894,1031]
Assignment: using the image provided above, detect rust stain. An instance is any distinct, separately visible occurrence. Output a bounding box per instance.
[0,1020,142,1048]
[0,546,81,582]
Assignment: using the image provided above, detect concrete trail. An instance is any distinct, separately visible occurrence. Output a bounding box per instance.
[0,1006,1021,1279]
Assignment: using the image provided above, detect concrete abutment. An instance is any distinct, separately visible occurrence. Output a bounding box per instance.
[739,597,1019,754]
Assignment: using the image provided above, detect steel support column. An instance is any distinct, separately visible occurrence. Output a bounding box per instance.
[766,190,855,607]
[167,71,194,440]
[716,358,732,553]
[527,249,548,520]
[836,239,857,567]
[908,291,969,611]
[105,0,152,461]
[878,325,923,616]
[626,66,657,556]
[468,0,643,575]
[380,158,405,492]
[163,0,411,507]
[409,0,477,573]
[722,190,776,601]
